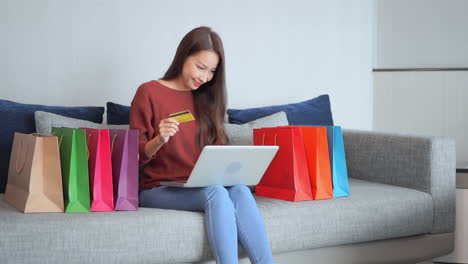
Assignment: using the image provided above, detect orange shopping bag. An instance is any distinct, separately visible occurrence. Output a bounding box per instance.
[253,126,313,201]
[290,126,333,200]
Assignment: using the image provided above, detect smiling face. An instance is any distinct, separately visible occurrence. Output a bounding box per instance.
[179,50,219,91]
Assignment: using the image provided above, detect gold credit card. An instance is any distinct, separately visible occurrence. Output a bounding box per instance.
[169,110,195,123]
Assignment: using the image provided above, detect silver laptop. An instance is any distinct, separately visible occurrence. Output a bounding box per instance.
[160,145,279,188]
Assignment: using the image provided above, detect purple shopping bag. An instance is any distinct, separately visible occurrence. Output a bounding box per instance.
[109,129,139,211]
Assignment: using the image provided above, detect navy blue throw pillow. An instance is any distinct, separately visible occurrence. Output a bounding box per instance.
[106,102,130,125]
[0,99,104,193]
[227,95,334,126]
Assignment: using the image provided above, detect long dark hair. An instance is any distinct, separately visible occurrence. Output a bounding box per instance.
[162,26,228,149]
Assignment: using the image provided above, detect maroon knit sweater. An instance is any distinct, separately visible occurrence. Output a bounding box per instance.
[130,80,200,191]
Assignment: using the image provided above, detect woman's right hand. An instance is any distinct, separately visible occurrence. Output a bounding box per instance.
[158,118,180,143]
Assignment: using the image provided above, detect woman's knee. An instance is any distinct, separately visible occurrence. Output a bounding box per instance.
[203,185,230,202]
[228,185,252,200]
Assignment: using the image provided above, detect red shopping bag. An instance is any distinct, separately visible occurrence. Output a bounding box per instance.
[253,126,313,201]
[82,128,114,212]
[295,126,333,200]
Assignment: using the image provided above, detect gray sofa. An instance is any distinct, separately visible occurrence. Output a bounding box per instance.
[0,129,456,264]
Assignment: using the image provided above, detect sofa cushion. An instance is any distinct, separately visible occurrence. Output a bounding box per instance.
[106,102,130,125]
[0,178,433,263]
[259,178,432,253]
[35,111,129,135]
[225,111,288,145]
[0,100,104,193]
[227,95,334,126]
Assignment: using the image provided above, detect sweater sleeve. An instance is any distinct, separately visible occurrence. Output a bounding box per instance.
[130,84,155,165]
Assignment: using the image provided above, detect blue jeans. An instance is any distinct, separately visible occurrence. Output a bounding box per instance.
[139,185,274,264]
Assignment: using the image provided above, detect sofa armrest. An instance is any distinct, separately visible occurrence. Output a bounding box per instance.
[342,129,456,234]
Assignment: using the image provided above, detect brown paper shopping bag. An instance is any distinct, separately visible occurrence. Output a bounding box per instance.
[4,133,64,213]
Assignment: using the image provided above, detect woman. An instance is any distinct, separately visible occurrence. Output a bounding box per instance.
[130,26,274,264]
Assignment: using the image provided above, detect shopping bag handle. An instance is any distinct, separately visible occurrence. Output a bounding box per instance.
[111,134,117,153]
[86,134,91,160]
[261,133,277,145]
[51,132,64,146]
[51,131,86,158]
[15,136,31,173]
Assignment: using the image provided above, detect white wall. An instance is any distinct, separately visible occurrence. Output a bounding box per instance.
[373,0,468,164]
[374,71,468,164]
[0,0,374,130]
[374,0,468,68]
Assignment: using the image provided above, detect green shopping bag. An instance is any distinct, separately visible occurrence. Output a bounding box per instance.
[52,127,90,213]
